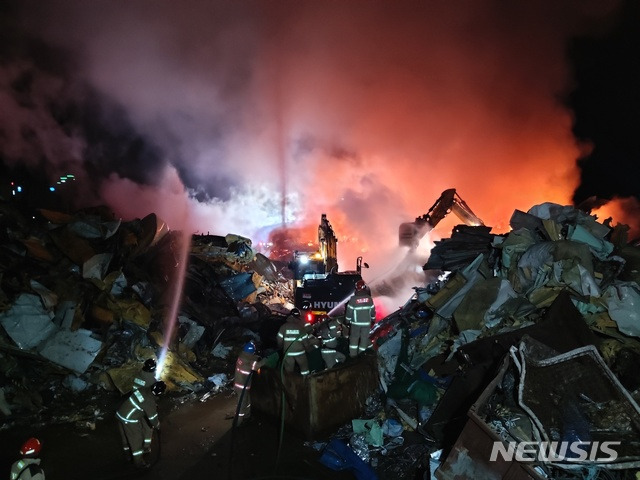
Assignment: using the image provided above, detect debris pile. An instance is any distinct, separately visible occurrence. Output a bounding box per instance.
[364,202,640,479]
[0,200,289,428]
[2,196,640,479]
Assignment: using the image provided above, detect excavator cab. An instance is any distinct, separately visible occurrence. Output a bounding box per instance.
[399,189,483,248]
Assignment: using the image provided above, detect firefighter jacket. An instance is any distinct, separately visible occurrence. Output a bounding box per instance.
[234,351,262,391]
[277,316,309,357]
[345,290,376,327]
[10,458,44,480]
[319,317,344,349]
[116,387,160,429]
[132,369,156,391]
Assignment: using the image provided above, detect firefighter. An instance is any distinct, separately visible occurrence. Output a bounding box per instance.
[116,380,166,469]
[277,308,311,375]
[132,358,157,391]
[345,280,376,357]
[10,438,44,480]
[318,314,346,368]
[233,341,266,425]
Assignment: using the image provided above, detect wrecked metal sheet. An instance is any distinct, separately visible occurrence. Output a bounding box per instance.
[435,254,487,320]
[29,279,58,310]
[568,223,614,260]
[178,316,205,349]
[452,277,502,331]
[527,202,611,239]
[513,339,640,469]
[69,217,121,239]
[37,328,103,374]
[601,282,640,338]
[219,271,257,301]
[83,253,113,281]
[0,293,57,349]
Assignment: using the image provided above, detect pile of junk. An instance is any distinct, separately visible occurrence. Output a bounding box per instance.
[328,202,640,480]
[1,196,640,480]
[0,199,292,425]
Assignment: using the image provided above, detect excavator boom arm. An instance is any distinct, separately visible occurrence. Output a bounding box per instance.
[399,189,483,248]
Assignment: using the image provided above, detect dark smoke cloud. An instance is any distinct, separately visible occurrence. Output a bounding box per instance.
[566,0,640,232]
[1,0,636,271]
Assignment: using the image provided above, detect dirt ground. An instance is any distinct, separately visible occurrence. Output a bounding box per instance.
[0,389,356,480]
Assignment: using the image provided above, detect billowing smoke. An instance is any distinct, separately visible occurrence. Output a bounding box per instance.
[1,0,637,304]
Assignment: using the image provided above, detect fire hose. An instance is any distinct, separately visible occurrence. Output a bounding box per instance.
[228,368,254,479]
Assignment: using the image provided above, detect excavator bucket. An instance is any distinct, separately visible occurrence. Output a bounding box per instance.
[399,221,432,248]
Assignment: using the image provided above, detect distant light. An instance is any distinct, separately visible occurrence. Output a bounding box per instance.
[299,255,309,264]
[49,187,56,192]
[60,179,66,183]
[67,174,75,178]
[17,186,22,193]
[12,190,15,196]
[56,181,61,185]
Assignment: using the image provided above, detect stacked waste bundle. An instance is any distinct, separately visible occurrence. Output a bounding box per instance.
[372,202,640,479]
[0,200,286,427]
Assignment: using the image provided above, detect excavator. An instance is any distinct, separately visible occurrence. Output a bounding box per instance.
[399,188,484,249]
[289,214,368,323]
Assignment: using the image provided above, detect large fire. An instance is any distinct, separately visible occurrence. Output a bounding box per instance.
[1,1,638,287]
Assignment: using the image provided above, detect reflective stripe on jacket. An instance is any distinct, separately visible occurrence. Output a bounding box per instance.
[277,318,309,354]
[345,292,376,326]
[132,370,155,390]
[10,458,44,480]
[116,388,159,428]
[234,351,260,390]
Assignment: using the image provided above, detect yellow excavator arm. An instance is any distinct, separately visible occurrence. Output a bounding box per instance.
[399,188,483,248]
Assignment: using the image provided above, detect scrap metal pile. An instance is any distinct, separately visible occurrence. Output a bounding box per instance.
[0,199,291,428]
[366,202,640,479]
[1,196,639,480]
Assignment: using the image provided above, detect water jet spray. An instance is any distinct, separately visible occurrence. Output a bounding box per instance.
[156,229,192,379]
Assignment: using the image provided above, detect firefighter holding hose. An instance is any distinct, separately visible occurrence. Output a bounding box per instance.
[345,280,376,357]
[116,380,166,469]
[233,341,266,425]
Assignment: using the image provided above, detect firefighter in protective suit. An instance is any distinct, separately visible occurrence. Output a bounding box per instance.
[132,358,157,391]
[116,381,166,468]
[345,280,376,357]
[234,341,266,424]
[318,314,346,368]
[277,308,311,375]
[10,438,44,480]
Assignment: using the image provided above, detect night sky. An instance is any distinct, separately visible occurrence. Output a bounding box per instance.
[0,0,638,270]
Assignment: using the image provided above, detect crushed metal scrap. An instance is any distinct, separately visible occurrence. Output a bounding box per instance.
[0,200,288,427]
[370,202,640,479]
[2,197,640,479]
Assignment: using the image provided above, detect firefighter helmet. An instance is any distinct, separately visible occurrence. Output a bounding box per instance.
[142,358,157,372]
[290,308,301,317]
[243,341,256,354]
[355,280,367,291]
[20,438,41,457]
[151,381,166,396]
[301,301,312,311]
